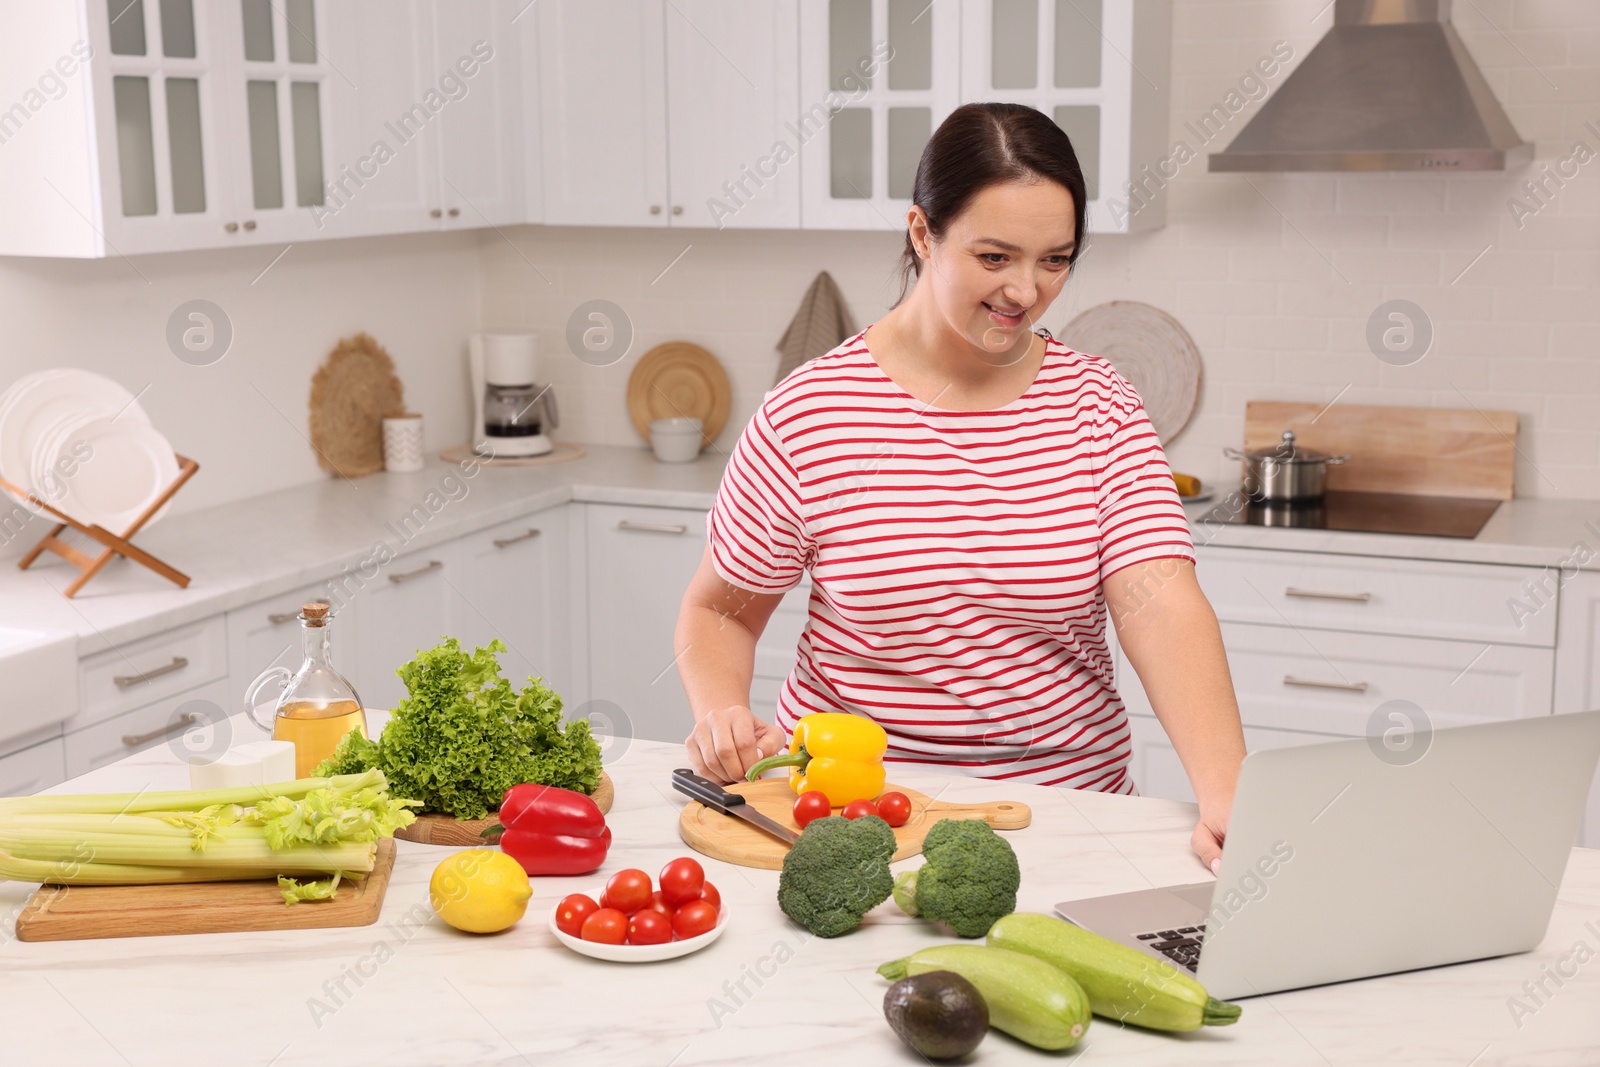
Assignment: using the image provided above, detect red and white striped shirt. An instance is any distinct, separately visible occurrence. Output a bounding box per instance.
[707,328,1194,793]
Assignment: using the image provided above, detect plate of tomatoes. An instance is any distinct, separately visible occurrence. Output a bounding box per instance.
[549,856,727,962]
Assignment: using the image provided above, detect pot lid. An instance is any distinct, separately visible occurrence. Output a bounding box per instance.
[1247,430,1339,464]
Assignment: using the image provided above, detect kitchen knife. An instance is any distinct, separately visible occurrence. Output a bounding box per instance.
[671,767,799,846]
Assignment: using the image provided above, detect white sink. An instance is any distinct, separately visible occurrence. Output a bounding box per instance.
[0,626,77,747]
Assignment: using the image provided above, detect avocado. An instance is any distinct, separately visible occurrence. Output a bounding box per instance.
[882,969,989,1060]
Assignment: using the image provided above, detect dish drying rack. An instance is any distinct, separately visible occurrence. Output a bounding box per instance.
[0,454,199,598]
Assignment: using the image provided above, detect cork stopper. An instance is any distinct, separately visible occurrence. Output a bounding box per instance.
[301,601,330,626]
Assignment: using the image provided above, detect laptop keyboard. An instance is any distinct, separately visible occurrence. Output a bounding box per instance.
[1135,925,1206,972]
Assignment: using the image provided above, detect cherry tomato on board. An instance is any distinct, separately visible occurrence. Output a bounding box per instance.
[580,907,628,945]
[555,893,599,938]
[659,856,706,905]
[645,890,677,921]
[602,869,653,914]
[876,791,912,828]
[792,790,831,829]
[626,909,673,946]
[673,900,719,940]
[841,799,879,821]
[699,881,721,913]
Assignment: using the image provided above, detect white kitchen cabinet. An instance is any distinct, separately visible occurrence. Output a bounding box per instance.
[450,506,574,703]
[1126,714,1328,804]
[1552,570,1600,848]
[69,617,229,733]
[0,739,67,797]
[64,677,232,779]
[798,0,960,229]
[537,0,798,228]
[958,0,1172,234]
[351,543,461,711]
[583,504,708,744]
[431,0,526,229]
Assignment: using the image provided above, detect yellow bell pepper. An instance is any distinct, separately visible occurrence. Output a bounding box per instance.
[745,713,887,806]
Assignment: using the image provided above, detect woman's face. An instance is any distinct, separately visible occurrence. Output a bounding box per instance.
[913,178,1078,363]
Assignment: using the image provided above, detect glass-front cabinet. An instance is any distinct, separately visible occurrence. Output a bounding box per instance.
[802,0,1170,234]
[85,0,330,254]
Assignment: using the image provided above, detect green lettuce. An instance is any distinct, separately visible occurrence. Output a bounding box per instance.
[315,638,603,820]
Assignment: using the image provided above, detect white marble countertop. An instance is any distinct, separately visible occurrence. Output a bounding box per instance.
[2,726,1597,1066]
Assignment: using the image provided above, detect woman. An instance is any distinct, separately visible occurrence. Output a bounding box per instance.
[675,103,1245,874]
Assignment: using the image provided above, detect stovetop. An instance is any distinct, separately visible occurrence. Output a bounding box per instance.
[1192,490,1503,540]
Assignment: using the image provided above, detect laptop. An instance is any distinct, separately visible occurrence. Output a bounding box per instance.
[1055,710,1600,1000]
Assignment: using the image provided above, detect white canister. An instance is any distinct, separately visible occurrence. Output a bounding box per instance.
[383,413,425,472]
[650,417,704,463]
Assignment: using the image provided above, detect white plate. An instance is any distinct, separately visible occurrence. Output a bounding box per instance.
[0,370,150,514]
[1179,489,1217,505]
[43,416,178,533]
[547,888,728,962]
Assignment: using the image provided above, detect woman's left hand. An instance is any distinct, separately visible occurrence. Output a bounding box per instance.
[1191,808,1228,876]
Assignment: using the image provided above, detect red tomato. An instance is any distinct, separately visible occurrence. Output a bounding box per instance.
[659,857,706,905]
[842,799,879,821]
[673,899,719,940]
[876,791,912,828]
[699,881,721,913]
[554,893,599,938]
[580,907,628,945]
[792,790,831,829]
[645,890,677,921]
[602,869,653,914]
[626,909,673,946]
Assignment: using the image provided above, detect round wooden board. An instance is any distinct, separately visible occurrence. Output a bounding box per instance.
[439,442,586,467]
[678,778,1031,871]
[393,772,613,846]
[626,342,731,445]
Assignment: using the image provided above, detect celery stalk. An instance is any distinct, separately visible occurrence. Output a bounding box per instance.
[0,769,389,817]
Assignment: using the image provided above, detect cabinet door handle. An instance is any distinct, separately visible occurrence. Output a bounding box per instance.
[430,208,442,218]
[649,204,662,215]
[123,710,205,748]
[618,520,687,536]
[1284,586,1371,603]
[113,656,190,689]
[243,219,256,231]
[224,221,239,233]
[1283,674,1369,693]
[672,205,683,215]
[447,207,460,218]
[493,528,541,549]
[389,560,443,584]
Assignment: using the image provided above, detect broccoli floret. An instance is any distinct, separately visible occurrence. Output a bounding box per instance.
[777,814,898,938]
[892,818,1020,938]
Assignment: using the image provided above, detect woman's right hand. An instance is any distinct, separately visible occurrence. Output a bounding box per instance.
[686,705,787,784]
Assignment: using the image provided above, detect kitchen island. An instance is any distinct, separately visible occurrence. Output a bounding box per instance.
[3,727,1597,1066]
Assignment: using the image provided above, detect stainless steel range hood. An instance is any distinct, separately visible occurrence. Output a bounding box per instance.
[1209,0,1532,172]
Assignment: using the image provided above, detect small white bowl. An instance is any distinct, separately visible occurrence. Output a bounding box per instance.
[548,887,728,962]
[649,418,704,463]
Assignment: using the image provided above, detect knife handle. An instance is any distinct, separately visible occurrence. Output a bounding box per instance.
[671,767,746,810]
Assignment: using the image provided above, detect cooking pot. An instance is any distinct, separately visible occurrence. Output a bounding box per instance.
[1224,430,1349,502]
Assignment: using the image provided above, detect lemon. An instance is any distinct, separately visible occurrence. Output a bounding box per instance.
[429,849,532,934]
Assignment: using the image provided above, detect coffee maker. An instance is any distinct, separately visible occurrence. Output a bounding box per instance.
[467,333,559,457]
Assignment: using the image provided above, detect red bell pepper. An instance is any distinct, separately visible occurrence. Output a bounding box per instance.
[482,783,611,876]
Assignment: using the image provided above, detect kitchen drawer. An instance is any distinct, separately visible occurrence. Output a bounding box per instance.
[1215,622,1551,737]
[1127,714,1344,804]
[0,738,67,796]
[72,617,229,731]
[1195,546,1554,648]
[65,678,233,780]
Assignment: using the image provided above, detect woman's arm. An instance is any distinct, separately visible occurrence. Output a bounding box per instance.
[675,545,790,783]
[1104,558,1246,874]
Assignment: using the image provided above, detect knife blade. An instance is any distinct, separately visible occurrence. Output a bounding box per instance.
[672,767,799,846]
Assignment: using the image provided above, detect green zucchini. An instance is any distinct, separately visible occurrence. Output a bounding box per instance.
[987,912,1242,1031]
[878,944,1090,1051]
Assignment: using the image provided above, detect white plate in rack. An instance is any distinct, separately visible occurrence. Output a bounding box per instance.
[39,415,178,533]
[0,370,151,515]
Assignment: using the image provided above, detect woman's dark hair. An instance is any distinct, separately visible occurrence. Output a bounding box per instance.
[897,102,1088,302]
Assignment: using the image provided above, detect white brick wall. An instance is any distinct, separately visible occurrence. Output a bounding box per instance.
[483,0,1599,498]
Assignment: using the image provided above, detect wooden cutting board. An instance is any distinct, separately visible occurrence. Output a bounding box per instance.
[14,838,397,943]
[393,772,613,846]
[678,779,1031,871]
[1244,401,1518,500]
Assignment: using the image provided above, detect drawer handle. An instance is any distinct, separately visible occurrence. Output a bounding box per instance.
[123,710,205,748]
[113,656,190,689]
[389,560,443,584]
[1283,674,1369,693]
[267,598,329,625]
[492,528,542,549]
[1284,587,1372,603]
[618,520,688,536]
